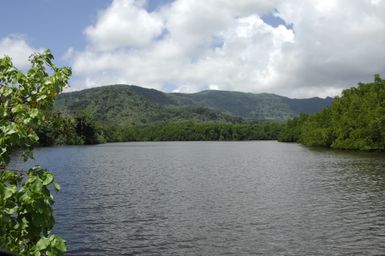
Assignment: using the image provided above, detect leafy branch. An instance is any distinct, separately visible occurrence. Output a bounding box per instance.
[0,50,71,255]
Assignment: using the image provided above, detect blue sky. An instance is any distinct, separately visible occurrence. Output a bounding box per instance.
[1,0,285,66]
[1,0,109,64]
[1,0,384,97]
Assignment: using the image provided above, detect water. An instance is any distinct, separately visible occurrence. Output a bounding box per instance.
[11,141,385,255]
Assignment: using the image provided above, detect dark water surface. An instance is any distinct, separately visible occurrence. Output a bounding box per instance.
[12,141,385,255]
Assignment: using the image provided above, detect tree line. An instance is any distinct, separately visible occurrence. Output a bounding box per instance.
[36,114,283,145]
[279,75,385,151]
[106,121,282,142]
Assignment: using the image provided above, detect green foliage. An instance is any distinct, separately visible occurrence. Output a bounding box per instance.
[51,84,331,143]
[33,110,106,146]
[109,121,283,142]
[278,114,309,142]
[54,84,332,127]
[34,111,84,146]
[74,112,106,145]
[301,108,336,147]
[280,75,385,151]
[171,90,298,120]
[0,167,65,256]
[54,85,244,127]
[0,50,71,255]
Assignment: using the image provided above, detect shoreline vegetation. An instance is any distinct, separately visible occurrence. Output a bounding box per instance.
[36,116,283,145]
[279,75,385,151]
[37,75,385,152]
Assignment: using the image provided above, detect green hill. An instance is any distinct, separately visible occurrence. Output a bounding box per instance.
[170,90,332,120]
[54,84,333,126]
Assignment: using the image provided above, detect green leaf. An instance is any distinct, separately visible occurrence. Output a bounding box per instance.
[11,105,23,113]
[37,94,48,101]
[5,126,17,135]
[30,108,39,118]
[4,206,17,215]
[53,182,61,191]
[4,185,17,200]
[43,173,54,185]
[51,235,67,252]
[35,237,50,250]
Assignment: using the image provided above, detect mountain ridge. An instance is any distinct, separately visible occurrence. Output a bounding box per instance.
[54,84,333,126]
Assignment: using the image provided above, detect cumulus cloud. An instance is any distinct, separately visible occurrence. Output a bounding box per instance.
[0,36,42,69]
[84,0,164,51]
[276,0,385,96]
[68,0,385,97]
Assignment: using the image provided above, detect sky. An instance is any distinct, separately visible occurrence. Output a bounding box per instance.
[1,0,385,98]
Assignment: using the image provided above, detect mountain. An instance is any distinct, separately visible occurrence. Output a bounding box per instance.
[54,84,333,126]
[169,90,333,120]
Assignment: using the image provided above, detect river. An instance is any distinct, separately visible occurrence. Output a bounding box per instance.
[12,141,385,255]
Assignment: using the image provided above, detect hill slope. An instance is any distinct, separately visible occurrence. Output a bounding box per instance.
[54,84,333,126]
[170,90,333,120]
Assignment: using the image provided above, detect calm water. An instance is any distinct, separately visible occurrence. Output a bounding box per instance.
[12,141,385,255]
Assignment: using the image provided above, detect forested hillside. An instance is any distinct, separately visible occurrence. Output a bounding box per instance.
[54,85,241,127]
[39,84,332,145]
[54,84,333,126]
[279,75,385,151]
[171,90,333,120]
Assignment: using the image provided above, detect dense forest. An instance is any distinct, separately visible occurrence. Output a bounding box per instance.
[36,75,385,150]
[54,84,332,125]
[106,121,282,142]
[34,111,106,146]
[36,113,283,145]
[37,83,332,145]
[279,75,385,151]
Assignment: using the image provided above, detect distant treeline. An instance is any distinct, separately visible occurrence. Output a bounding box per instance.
[279,75,385,151]
[106,121,282,142]
[36,114,283,145]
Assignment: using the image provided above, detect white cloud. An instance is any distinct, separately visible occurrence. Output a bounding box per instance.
[84,0,163,51]
[0,36,42,69]
[68,0,385,97]
[275,0,385,96]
